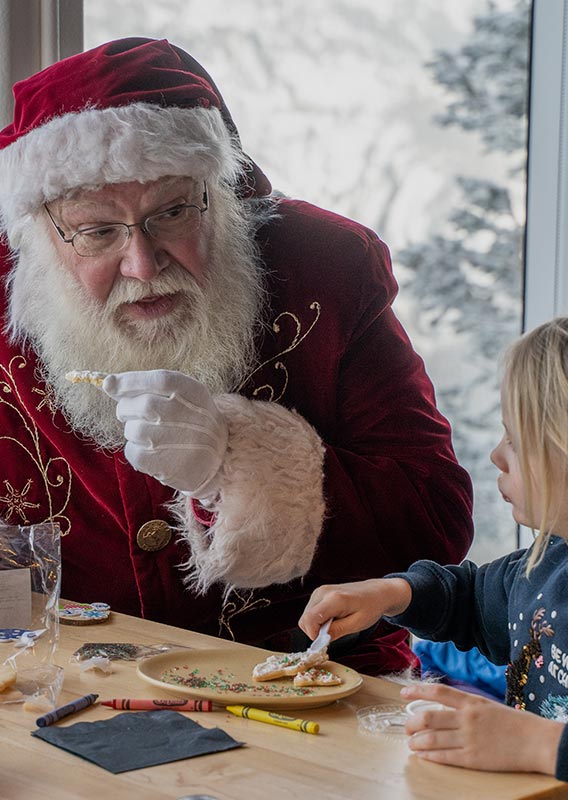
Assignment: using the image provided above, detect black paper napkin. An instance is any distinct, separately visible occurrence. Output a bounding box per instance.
[32,710,244,773]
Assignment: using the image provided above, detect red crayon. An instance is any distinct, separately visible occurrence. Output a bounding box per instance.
[101,698,212,711]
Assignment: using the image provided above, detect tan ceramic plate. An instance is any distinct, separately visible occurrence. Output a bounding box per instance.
[137,647,363,710]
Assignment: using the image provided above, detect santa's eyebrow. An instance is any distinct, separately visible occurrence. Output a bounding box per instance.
[56,181,197,220]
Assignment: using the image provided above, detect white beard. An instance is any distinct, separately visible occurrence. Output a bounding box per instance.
[6,188,267,450]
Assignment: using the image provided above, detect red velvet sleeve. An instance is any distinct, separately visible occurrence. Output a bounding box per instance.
[317,295,474,580]
[255,204,474,587]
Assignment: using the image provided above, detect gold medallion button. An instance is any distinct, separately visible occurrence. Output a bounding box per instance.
[136,519,172,552]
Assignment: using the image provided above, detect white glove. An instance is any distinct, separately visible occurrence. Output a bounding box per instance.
[103,370,228,497]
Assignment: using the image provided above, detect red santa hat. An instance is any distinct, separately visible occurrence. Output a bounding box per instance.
[0,37,271,239]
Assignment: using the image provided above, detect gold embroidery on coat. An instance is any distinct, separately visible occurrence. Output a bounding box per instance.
[0,356,72,534]
[219,589,271,640]
[216,301,321,631]
[0,479,40,522]
[32,384,58,414]
[238,301,321,402]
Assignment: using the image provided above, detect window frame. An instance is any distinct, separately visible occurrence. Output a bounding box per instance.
[0,0,83,129]
[524,0,568,332]
[520,0,568,548]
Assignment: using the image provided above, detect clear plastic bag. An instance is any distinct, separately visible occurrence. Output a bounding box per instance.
[72,641,191,662]
[0,522,61,704]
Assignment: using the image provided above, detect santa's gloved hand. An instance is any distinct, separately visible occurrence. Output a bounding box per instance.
[102,370,228,497]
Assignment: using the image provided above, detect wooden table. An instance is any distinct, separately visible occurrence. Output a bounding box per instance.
[1,611,566,800]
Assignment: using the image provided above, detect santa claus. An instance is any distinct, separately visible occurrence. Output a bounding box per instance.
[0,37,473,674]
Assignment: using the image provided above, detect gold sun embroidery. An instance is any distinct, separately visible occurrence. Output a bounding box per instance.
[0,355,72,533]
[0,479,40,522]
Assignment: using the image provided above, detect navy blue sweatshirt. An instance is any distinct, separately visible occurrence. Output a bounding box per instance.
[387,536,568,781]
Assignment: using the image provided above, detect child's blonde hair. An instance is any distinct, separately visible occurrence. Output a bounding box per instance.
[502,317,568,573]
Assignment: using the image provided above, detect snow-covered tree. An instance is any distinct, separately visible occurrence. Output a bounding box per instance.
[396,0,531,559]
[431,0,529,154]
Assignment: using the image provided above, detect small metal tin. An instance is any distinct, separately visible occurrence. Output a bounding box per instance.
[58,601,111,625]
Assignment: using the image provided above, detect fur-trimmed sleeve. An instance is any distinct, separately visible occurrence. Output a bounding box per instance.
[169,394,326,592]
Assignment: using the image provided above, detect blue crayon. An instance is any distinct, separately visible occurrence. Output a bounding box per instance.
[36,692,99,727]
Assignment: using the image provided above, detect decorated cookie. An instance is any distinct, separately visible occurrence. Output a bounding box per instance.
[0,629,32,642]
[293,667,343,687]
[58,601,111,625]
[252,648,329,681]
[0,628,47,647]
[65,370,107,387]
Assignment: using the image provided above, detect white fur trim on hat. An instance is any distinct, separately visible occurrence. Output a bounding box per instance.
[0,103,242,240]
[169,395,326,592]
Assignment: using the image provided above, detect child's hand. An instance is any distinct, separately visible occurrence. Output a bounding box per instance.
[401,683,563,776]
[298,578,412,642]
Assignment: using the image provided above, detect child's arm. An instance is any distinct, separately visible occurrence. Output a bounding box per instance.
[400,683,565,777]
[301,553,523,661]
[298,577,412,642]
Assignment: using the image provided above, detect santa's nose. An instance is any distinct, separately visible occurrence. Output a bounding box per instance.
[118,228,168,281]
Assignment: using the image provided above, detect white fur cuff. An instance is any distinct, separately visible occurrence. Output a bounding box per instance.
[170,395,326,592]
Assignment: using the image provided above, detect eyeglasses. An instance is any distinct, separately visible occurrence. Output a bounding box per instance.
[44,182,208,258]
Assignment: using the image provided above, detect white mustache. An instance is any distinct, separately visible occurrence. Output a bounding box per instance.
[105,263,199,310]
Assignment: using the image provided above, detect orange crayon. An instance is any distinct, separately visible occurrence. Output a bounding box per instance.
[101,698,213,711]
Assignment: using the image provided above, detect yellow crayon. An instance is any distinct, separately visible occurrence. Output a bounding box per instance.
[225,704,319,734]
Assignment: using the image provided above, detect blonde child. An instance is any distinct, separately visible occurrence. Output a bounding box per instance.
[299,317,568,780]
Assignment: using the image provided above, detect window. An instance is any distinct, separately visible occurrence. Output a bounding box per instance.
[0,1,535,562]
[83,0,531,563]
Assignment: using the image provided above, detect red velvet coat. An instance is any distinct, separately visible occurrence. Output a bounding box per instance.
[0,199,473,675]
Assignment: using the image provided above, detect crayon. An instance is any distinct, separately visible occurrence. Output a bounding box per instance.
[36,693,99,727]
[225,704,319,734]
[101,698,213,711]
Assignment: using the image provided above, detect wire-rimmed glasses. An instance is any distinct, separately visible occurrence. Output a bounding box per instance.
[44,181,208,258]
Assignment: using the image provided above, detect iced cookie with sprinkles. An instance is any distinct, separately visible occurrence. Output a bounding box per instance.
[293,667,343,687]
[252,648,329,681]
[65,370,107,387]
